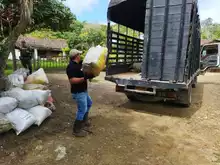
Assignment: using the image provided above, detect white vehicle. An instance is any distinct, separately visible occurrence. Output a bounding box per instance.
[200,43,220,71]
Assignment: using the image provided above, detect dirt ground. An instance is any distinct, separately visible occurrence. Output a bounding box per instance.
[1,72,220,165]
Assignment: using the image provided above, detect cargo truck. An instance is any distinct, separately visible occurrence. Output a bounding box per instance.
[105,0,201,107]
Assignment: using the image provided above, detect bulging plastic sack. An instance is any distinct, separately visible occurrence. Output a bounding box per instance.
[13,68,29,79]
[32,90,51,105]
[1,88,38,109]
[82,46,108,77]
[23,84,47,90]
[6,108,36,135]
[0,113,12,134]
[1,88,50,109]
[0,97,18,114]
[25,68,49,84]
[8,74,24,88]
[28,106,52,126]
[132,63,142,72]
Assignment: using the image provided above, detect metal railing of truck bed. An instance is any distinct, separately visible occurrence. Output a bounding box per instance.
[106,22,144,75]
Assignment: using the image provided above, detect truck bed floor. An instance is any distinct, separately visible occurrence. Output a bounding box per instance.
[110,72,142,80]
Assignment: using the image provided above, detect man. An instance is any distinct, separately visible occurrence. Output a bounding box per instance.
[19,40,33,74]
[66,49,94,137]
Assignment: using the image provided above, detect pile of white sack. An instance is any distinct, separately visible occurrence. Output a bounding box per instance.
[0,68,55,135]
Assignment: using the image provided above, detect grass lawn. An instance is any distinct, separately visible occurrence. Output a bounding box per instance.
[5,59,68,75]
[5,59,105,76]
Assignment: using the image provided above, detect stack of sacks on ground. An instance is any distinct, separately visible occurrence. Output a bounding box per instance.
[0,68,54,135]
[7,68,49,89]
[82,45,108,77]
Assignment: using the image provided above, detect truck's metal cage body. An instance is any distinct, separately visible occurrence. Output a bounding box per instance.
[106,0,201,90]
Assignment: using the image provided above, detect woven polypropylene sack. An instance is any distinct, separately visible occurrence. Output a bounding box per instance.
[28,106,52,126]
[23,84,48,90]
[1,88,39,109]
[8,74,24,88]
[26,68,49,84]
[6,108,36,135]
[0,97,18,114]
[83,46,108,77]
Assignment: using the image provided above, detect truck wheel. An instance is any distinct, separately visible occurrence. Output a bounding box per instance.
[126,93,138,102]
[178,86,192,107]
[192,77,197,88]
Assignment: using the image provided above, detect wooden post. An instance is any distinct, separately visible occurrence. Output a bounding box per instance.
[32,49,35,71]
[11,46,17,71]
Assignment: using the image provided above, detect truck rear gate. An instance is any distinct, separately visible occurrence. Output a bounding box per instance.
[106,0,201,106]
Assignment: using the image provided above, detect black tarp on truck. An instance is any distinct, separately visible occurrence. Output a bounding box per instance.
[106,0,201,106]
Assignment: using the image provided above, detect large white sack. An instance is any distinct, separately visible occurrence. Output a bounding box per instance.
[0,113,12,134]
[25,68,49,84]
[0,97,18,114]
[23,84,47,90]
[132,63,142,72]
[8,74,24,88]
[1,88,50,109]
[28,106,52,126]
[83,45,107,64]
[6,108,36,135]
[13,68,29,79]
[1,88,38,109]
[32,90,51,105]
[82,46,108,77]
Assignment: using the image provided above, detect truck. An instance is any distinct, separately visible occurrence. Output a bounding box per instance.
[105,0,202,107]
[200,42,220,72]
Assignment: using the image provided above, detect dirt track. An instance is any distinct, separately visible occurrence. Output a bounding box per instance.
[1,72,220,165]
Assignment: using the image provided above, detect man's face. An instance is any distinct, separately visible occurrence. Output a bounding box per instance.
[76,54,82,62]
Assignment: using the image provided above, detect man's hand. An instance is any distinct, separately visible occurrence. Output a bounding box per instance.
[84,73,94,80]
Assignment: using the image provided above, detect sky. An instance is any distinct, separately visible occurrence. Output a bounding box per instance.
[64,0,220,24]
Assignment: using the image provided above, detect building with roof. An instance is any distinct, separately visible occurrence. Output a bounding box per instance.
[16,36,68,58]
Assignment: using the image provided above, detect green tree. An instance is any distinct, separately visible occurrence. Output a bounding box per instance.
[0,0,75,74]
[31,0,75,31]
[67,25,107,51]
[201,18,220,39]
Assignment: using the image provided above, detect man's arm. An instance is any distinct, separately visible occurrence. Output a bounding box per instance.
[69,77,85,84]
[69,72,95,84]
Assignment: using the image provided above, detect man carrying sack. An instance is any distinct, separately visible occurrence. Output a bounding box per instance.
[66,49,94,137]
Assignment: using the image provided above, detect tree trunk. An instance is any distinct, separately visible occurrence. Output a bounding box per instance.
[0,0,33,77]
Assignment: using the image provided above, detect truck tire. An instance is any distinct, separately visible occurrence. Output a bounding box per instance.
[192,77,197,88]
[177,86,192,107]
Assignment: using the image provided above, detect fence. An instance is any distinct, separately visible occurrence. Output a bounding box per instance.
[5,56,69,75]
[37,56,69,70]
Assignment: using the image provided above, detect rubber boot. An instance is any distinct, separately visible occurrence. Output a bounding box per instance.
[83,112,91,128]
[73,120,88,137]
[83,112,93,133]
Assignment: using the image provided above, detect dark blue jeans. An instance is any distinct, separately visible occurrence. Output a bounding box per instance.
[72,92,92,121]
